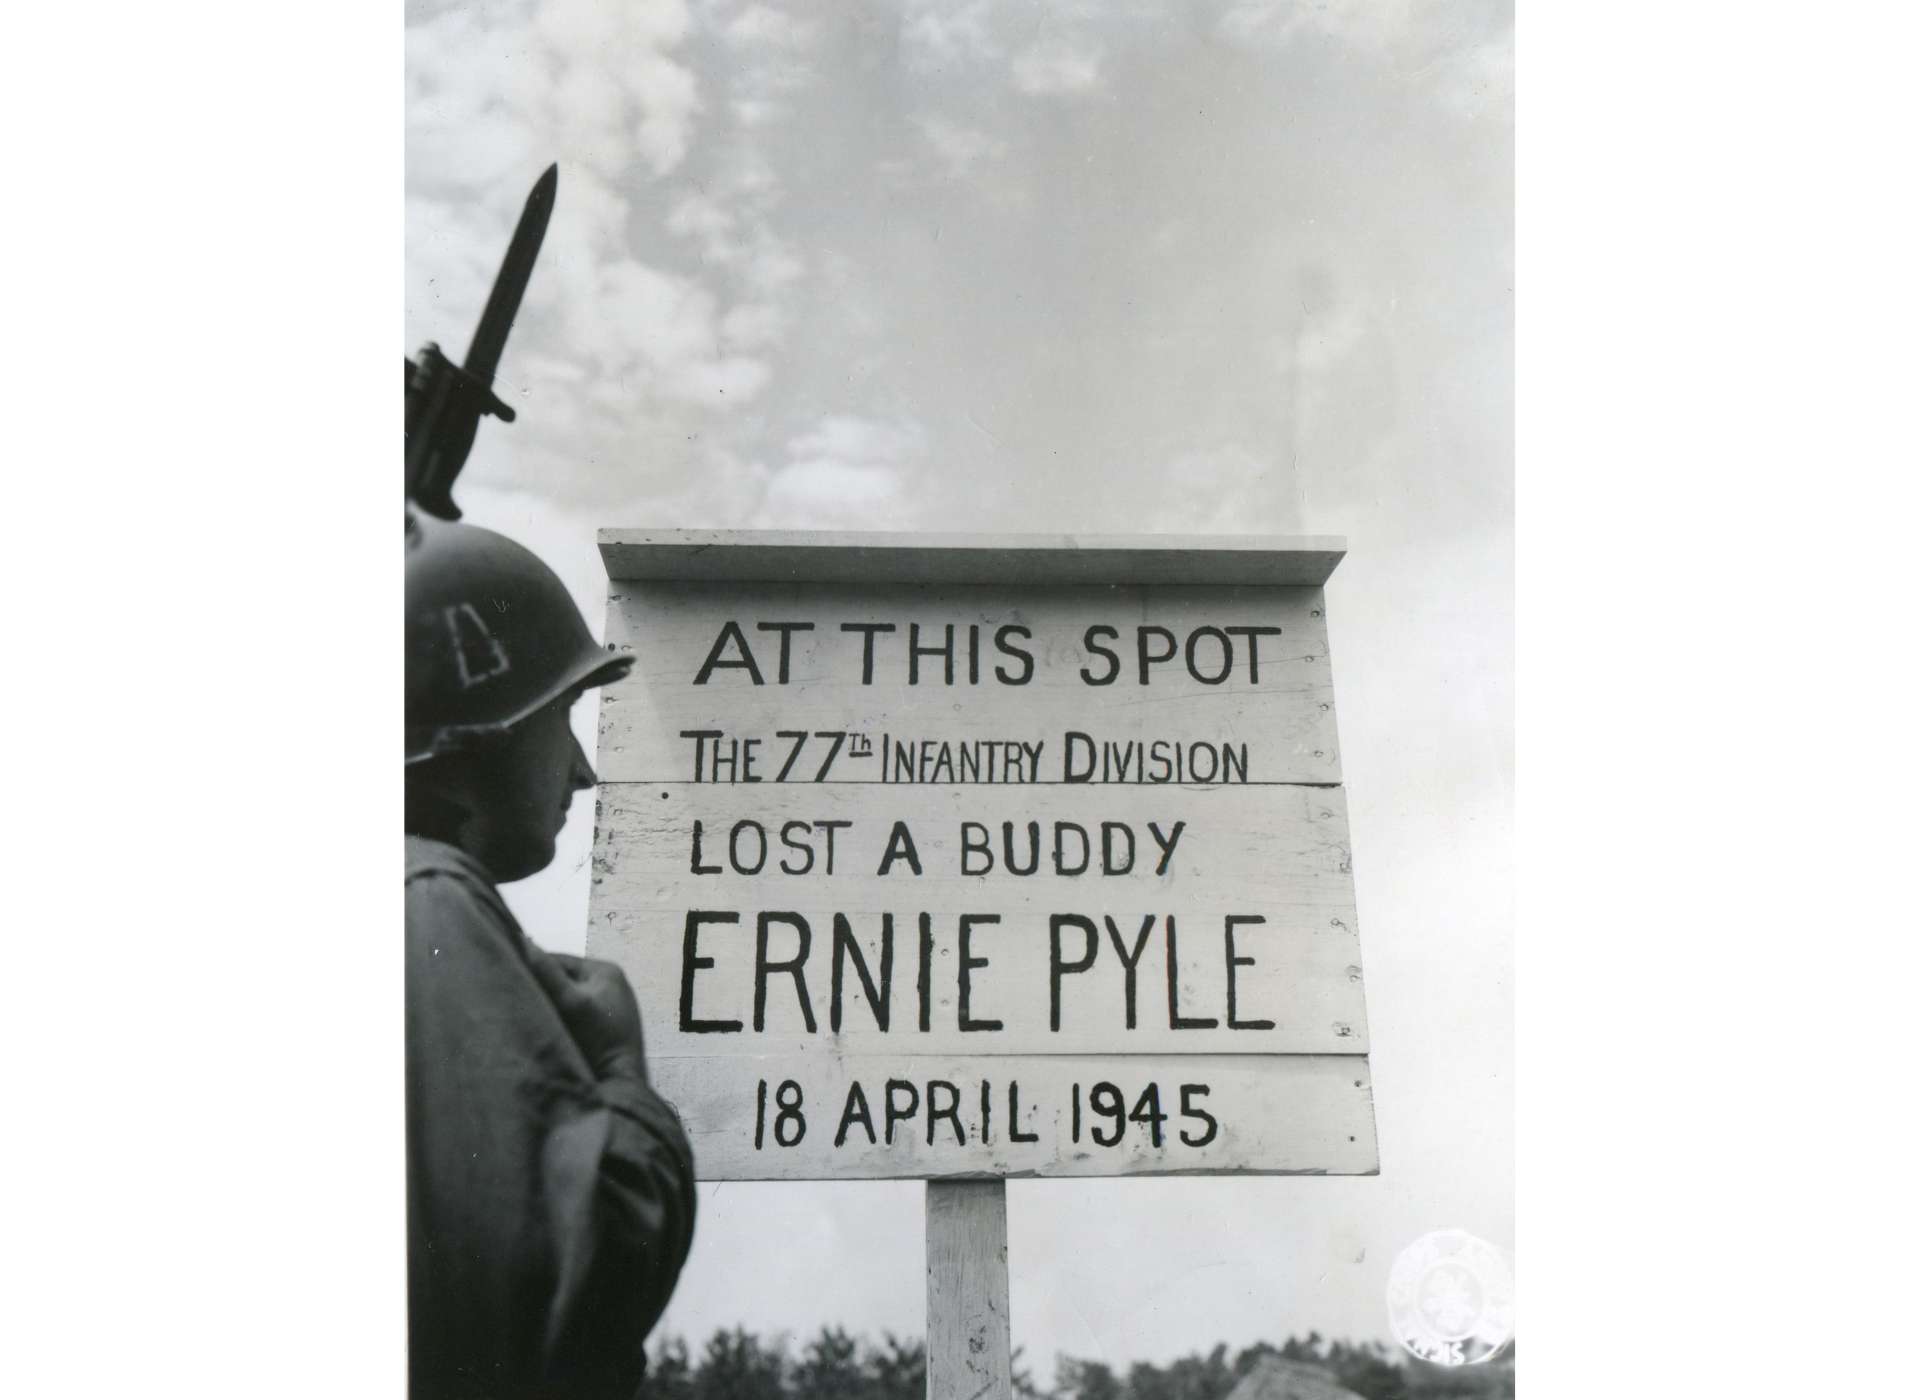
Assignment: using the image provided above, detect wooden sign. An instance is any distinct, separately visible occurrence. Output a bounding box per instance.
[587,531,1377,1180]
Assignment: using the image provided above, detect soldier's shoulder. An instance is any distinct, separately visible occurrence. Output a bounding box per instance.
[405,836,514,924]
[405,835,525,957]
[404,833,494,887]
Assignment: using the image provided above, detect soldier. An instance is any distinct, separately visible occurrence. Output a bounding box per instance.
[405,509,696,1399]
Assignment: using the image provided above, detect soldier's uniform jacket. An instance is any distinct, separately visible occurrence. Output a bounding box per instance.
[406,835,696,1399]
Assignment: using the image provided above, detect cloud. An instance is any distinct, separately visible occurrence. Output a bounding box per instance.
[724,4,811,49]
[901,1,998,71]
[1288,296,1371,377]
[743,237,803,295]
[916,116,1005,179]
[709,0,816,131]
[631,51,701,175]
[1219,0,1420,50]
[799,415,921,457]
[405,0,830,526]
[407,0,699,194]
[1217,0,1517,114]
[404,195,500,353]
[666,192,741,262]
[1434,25,1515,123]
[1010,41,1102,96]
[1153,444,1307,535]
[580,259,771,405]
[713,148,782,207]
[761,460,902,523]
[404,0,708,366]
[756,416,929,528]
[551,63,627,158]
[664,192,802,347]
[720,303,786,350]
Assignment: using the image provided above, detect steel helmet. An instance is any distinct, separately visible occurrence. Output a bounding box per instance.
[406,511,632,765]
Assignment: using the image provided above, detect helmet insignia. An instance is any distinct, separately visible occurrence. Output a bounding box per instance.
[444,602,513,689]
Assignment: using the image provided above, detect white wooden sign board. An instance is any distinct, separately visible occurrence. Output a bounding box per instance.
[587,531,1377,1182]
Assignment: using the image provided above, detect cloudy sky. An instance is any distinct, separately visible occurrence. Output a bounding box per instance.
[407,0,1511,1373]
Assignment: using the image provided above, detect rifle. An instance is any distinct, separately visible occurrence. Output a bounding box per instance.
[404,164,557,521]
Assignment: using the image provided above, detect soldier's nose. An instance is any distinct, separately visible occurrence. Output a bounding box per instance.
[569,736,597,793]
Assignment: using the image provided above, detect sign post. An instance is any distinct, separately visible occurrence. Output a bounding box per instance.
[587,530,1376,1395]
[926,1180,1011,1400]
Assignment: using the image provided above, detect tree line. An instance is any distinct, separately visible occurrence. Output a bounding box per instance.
[645,1328,1515,1400]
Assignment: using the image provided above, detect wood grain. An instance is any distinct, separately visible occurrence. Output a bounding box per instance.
[591,782,1368,1057]
[596,581,1343,786]
[600,529,1347,586]
[640,1053,1378,1180]
[926,1181,1012,1400]
[584,547,1376,1181]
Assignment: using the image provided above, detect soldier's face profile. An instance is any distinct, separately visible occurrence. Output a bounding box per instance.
[470,687,596,883]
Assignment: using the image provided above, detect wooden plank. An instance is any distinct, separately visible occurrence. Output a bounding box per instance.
[585,547,1376,1181]
[640,1053,1378,1180]
[597,581,1343,786]
[591,782,1369,1057]
[926,1181,1011,1400]
[599,529,1347,586]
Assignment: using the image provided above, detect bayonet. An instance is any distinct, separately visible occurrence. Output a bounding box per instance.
[405,164,558,520]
